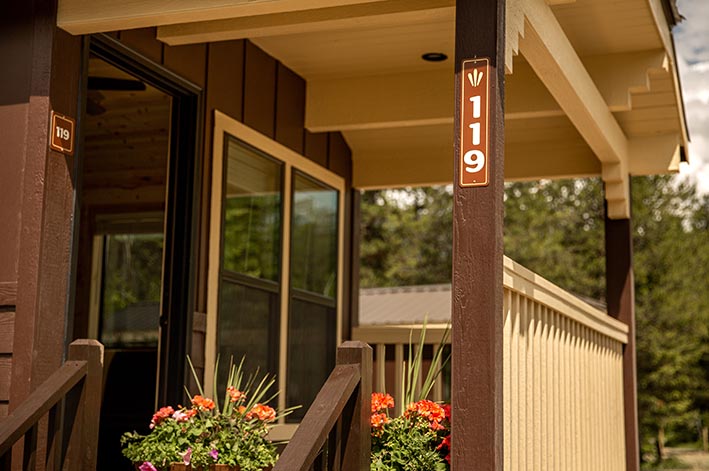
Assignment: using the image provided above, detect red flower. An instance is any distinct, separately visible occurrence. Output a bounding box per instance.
[247,403,276,422]
[371,392,395,413]
[437,435,451,450]
[227,386,245,403]
[370,412,389,429]
[150,406,175,428]
[405,400,446,430]
[191,395,215,411]
[443,404,451,420]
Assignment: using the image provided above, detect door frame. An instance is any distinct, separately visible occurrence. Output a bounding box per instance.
[84,33,204,407]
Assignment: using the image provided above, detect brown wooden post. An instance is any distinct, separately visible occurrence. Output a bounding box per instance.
[452,0,506,470]
[65,340,104,470]
[336,341,372,471]
[605,198,640,471]
[4,0,81,405]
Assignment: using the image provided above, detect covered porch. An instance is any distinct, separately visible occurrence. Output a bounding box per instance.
[0,0,689,469]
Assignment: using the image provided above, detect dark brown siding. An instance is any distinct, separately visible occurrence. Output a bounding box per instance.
[163,43,207,88]
[118,27,163,63]
[275,63,306,154]
[244,41,277,138]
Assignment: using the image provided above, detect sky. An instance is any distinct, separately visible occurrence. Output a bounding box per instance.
[675,0,709,193]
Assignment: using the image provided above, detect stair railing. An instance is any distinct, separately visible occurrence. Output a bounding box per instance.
[0,339,103,470]
[273,341,372,471]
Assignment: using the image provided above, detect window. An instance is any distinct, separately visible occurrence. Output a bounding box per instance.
[287,172,339,420]
[207,112,344,425]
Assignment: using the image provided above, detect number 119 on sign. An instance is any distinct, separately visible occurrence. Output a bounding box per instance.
[459,58,490,187]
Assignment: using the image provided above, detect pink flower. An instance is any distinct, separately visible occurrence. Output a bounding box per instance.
[210,449,219,461]
[182,447,192,465]
[172,410,190,422]
[139,462,157,471]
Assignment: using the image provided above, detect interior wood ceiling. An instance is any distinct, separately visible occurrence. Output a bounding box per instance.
[83,57,170,207]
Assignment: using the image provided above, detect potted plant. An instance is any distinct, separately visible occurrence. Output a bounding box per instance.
[121,358,295,471]
[369,323,451,471]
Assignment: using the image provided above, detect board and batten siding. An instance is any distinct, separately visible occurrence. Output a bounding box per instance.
[105,28,354,380]
[0,283,16,418]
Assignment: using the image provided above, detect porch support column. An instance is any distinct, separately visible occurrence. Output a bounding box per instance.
[2,0,82,406]
[605,186,640,471]
[452,0,505,470]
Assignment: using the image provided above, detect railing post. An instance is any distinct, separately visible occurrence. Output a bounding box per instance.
[336,341,372,471]
[65,339,104,470]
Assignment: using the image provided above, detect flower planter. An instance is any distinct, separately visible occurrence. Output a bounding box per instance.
[167,465,272,471]
[168,465,241,471]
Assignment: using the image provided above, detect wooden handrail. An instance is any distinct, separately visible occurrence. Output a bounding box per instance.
[0,362,87,457]
[0,339,103,471]
[274,341,372,471]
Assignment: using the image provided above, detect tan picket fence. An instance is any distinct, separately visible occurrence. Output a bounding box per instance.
[353,256,629,470]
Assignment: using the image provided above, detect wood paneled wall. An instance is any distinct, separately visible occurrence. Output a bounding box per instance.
[105,29,354,377]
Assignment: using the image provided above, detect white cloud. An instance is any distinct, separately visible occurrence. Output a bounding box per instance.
[675,0,709,193]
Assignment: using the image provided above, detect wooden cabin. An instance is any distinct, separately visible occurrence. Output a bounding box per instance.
[0,0,688,470]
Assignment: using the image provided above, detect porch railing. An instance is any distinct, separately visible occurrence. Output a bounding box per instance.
[0,339,103,471]
[273,341,372,471]
[353,256,629,471]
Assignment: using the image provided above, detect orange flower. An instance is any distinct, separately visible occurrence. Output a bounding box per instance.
[191,395,215,411]
[371,392,395,413]
[227,386,246,403]
[405,400,446,430]
[246,403,276,422]
[370,412,389,429]
[237,405,247,415]
[150,406,175,428]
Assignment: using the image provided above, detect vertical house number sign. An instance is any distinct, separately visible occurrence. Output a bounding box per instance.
[459,58,490,187]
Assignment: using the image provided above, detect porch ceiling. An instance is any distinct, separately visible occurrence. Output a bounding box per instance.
[57,0,689,218]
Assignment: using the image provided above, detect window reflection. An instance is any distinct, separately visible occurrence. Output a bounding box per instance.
[218,137,283,386]
[287,172,338,418]
[222,138,282,282]
[290,173,338,298]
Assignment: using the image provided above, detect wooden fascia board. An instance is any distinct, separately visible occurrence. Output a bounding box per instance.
[306,51,668,132]
[520,0,631,218]
[157,0,455,46]
[57,0,390,35]
[647,0,691,159]
[155,0,569,46]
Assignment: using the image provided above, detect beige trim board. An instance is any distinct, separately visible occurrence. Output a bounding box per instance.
[58,0,390,35]
[503,257,628,343]
[158,0,455,46]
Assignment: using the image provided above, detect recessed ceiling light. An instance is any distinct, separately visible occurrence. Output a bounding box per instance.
[422,52,448,62]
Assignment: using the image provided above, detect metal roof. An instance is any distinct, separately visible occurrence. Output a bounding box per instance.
[358,284,452,326]
[358,284,607,326]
